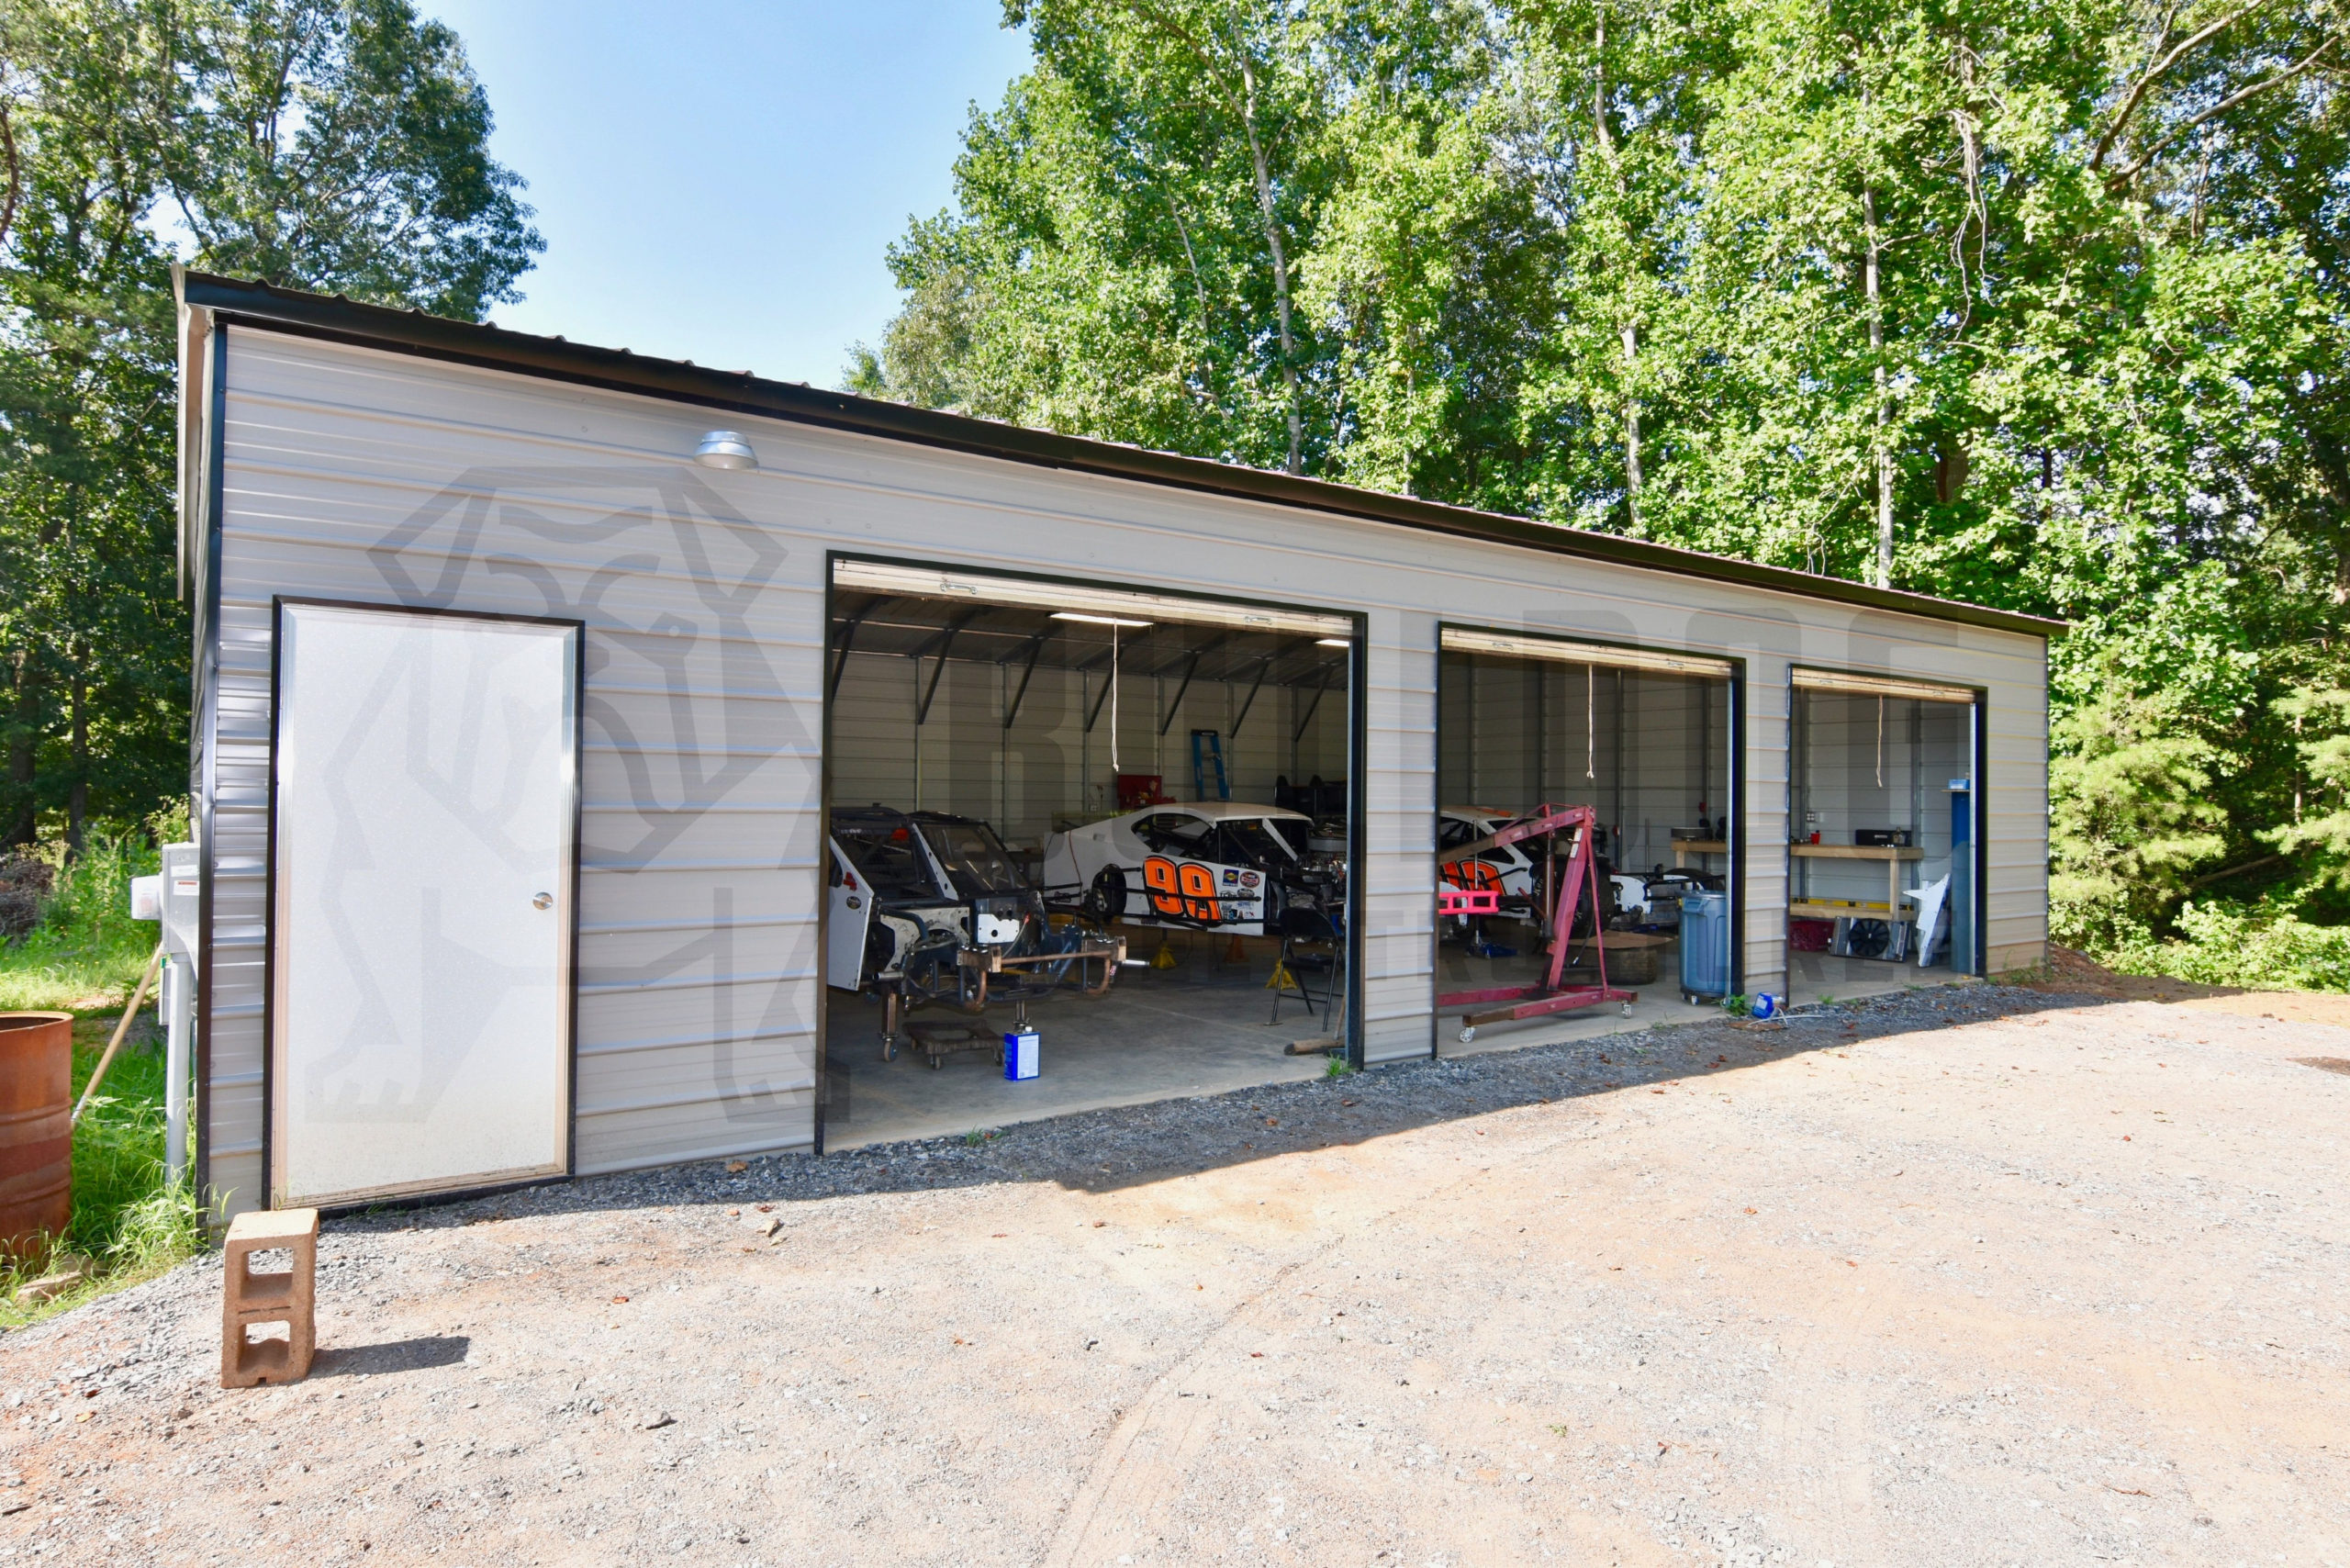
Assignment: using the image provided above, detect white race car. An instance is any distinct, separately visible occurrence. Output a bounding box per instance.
[1438,804,1630,936]
[1043,802,1331,935]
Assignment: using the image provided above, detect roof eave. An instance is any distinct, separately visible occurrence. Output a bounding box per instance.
[174,270,2065,641]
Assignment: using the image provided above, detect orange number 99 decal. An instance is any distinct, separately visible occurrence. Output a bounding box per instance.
[1176,861,1221,923]
[1142,856,1186,917]
[1141,857,1224,923]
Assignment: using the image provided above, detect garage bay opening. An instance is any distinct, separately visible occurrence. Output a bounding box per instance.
[1435,628,1738,1048]
[821,559,1357,1146]
[1785,668,1980,1002]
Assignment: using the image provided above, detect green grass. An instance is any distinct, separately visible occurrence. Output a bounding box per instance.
[0,818,205,1324]
[0,827,168,1013]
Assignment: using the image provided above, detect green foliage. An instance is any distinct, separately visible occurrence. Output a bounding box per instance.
[860,0,2350,989]
[64,1017,200,1265]
[0,820,202,1324]
[0,0,539,848]
[2105,898,2350,992]
[1720,992,1750,1018]
[2263,683,2350,890]
[0,823,162,1010]
[2048,680,2230,945]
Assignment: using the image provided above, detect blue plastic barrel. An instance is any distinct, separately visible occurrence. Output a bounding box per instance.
[1679,891,1730,1002]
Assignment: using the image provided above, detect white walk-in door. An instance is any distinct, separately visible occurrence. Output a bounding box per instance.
[268,600,580,1208]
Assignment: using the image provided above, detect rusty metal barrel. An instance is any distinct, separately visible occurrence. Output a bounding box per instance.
[0,1013,73,1256]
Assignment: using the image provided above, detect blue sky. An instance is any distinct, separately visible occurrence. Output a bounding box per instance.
[415,2,1033,386]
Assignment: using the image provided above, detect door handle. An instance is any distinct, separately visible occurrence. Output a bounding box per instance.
[532,892,553,910]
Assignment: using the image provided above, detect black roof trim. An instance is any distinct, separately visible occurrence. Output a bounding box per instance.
[178,271,2061,639]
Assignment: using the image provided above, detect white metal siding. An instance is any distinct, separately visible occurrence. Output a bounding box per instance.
[1361,611,1437,1063]
[200,328,2052,1206]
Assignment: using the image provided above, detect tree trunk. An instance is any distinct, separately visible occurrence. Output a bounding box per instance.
[1237,54,1304,476]
[1595,8,1642,522]
[5,650,36,848]
[1622,320,1642,525]
[1864,184,1893,588]
[66,652,86,860]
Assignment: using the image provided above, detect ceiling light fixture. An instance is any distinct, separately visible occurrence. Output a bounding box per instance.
[693,431,756,470]
[1315,637,1352,647]
[1050,611,1154,628]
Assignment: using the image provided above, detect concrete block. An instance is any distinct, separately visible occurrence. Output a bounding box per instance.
[221,1207,318,1388]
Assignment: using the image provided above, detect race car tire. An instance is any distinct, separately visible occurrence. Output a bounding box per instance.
[1083,865,1129,925]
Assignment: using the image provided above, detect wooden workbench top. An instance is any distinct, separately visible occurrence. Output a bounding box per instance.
[1789,842,1922,860]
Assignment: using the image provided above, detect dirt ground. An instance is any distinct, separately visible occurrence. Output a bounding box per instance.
[2,980,2345,1567]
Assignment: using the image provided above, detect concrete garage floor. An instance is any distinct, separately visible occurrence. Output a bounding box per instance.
[1785,946,1963,1006]
[1433,927,1709,1057]
[824,925,1975,1137]
[823,931,1330,1148]
[10,980,2346,1566]
[1432,927,1972,1056]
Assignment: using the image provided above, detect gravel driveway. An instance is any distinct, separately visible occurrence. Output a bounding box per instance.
[2,982,2344,1566]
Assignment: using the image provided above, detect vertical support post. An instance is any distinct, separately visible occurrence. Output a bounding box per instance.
[164,956,191,1182]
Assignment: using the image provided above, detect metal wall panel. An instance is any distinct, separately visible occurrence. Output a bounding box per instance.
[1361,610,1437,1063]
[198,329,2051,1208]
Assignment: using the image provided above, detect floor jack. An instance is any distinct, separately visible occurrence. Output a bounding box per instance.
[1437,802,1635,1045]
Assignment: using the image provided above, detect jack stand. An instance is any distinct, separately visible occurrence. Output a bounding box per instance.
[878,989,901,1062]
[1464,921,1516,959]
[1151,940,1178,969]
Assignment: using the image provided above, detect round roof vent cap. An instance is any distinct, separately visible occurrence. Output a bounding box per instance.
[694,431,756,470]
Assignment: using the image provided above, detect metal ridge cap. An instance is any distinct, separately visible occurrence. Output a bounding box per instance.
[176,271,2065,640]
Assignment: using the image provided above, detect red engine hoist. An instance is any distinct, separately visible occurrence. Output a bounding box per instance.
[1435,802,1634,1045]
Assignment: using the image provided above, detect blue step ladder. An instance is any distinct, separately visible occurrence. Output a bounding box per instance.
[1190,729,1230,801]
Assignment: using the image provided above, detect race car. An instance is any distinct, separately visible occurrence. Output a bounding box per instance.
[1438,805,1628,938]
[1438,806,1541,918]
[1041,802,1334,935]
[826,808,1030,992]
[827,808,1111,1009]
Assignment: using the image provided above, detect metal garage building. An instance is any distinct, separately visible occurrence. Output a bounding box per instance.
[173,270,2056,1220]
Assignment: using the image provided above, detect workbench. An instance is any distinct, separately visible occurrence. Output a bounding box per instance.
[1787,842,1922,925]
[1669,837,1728,870]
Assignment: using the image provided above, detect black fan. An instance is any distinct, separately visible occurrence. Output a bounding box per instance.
[1845,919,1893,959]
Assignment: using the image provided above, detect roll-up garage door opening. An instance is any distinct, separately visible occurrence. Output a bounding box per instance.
[1434,627,1739,1051]
[821,559,1360,1148]
[1785,666,1982,1002]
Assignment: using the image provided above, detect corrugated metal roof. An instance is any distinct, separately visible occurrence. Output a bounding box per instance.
[174,270,2063,640]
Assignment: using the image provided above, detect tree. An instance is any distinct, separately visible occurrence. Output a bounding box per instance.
[164,0,541,319]
[857,0,2350,952]
[0,0,540,850]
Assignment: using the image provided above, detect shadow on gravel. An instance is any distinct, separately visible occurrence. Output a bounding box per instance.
[314,1336,472,1377]
[330,986,2140,1240]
